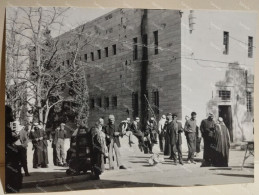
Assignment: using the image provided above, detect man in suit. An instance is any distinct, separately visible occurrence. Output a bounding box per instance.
[104,115,126,170]
[166,113,183,165]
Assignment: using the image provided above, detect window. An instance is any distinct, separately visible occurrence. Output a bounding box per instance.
[66,59,70,65]
[247,92,252,112]
[153,30,158,55]
[219,90,231,100]
[132,92,139,118]
[98,49,101,59]
[112,44,116,55]
[104,97,109,108]
[91,52,94,61]
[90,98,95,109]
[142,34,148,59]
[84,54,87,61]
[248,36,253,58]
[97,97,102,107]
[223,31,229,55]
[111,96,117,108]
[105,47,108,57]
[133,37,138,60]
[152,90,159,114]
[62,61,65,66]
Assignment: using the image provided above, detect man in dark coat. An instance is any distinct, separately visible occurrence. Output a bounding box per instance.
[213,117,230,167]
[5,105,23,193]
[104,115,126,170]
[200,113,216,167]
[30,123,49,168]
[166,113,183,165]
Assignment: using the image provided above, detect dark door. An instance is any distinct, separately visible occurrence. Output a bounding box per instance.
[218,105,233,142]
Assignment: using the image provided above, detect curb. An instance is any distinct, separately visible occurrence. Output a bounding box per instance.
[22,174,93,188]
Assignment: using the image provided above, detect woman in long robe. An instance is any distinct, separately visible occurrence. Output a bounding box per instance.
[91,122,107,175]
[214,118,230,167]
[30,124,49,168]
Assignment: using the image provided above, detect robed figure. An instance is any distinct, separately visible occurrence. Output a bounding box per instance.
[91,121,107,175]
[213,118,230,167]
[30,124,49,168]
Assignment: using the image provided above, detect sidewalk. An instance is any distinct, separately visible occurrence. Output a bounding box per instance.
[21,136,254,189]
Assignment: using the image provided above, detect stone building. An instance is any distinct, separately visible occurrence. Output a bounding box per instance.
[55,9,255,143]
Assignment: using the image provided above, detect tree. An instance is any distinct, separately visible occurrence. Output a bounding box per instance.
[6,7,91,130]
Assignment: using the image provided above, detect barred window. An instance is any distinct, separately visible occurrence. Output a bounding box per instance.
[219,90,231,100]
[247,92,252,112]
[111,96,117,108]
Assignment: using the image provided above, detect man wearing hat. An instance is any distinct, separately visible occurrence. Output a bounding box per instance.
[53,123,67,166]
[104,115,126,170]
[158,115,166,152]
[200,113,216,167]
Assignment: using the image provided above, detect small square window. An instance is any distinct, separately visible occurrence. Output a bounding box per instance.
[219,90,231,100]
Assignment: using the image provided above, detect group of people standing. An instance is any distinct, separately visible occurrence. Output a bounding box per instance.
[157,112,231,167]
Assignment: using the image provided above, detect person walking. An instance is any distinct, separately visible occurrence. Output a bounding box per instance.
[130,117,146,152]
[104,115,126,170]
[54,123,67,166]
[19,125,30,176]
[200,113,216,167]
[30,123,49,168]
[184,112,197,164]
[158,115,166,152]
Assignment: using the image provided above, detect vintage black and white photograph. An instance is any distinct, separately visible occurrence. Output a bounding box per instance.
[5,7,255,193]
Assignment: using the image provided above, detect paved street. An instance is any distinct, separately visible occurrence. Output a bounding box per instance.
[20,135,254,193]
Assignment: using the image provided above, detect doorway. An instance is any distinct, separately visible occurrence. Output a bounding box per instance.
[218,105,233,142]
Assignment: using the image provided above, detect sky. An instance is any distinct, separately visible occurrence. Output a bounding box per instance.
[54,7,116,37]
